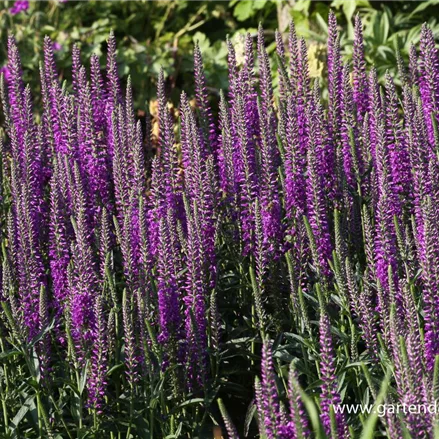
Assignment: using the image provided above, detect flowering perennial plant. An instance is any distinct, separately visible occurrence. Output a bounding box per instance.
[1,11,439,439]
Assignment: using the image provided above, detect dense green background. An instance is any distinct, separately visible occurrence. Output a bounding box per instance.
[2,0,439,110]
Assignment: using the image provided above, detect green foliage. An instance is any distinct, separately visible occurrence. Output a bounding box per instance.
[340,2,439,81]
[0,0,240,108]
[2,0,439,111]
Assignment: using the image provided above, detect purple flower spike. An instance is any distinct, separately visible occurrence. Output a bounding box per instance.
[193,42,218,158]
[352,14,369,124]
[10,0,29,15]
[319,310,349,439]
[259,341,281,438]
[419,24,439,145]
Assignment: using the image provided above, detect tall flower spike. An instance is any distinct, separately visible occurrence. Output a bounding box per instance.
[281,92,308,294]
[147,157,164,260]
[319,309,348,438]
[340,62,360,190]
[257,24,274,121]
[43,36,58,94]
[367,67,382,170]
[180,92,216,281]
[78,66,109,213]
[306,85,333,276]
[404,92,426,259]
[157,68,180,213]
[374,111,401,314]
[283,91,306,220]
[275,29,290,103]
[288,20,299,90]
[419,196,439,369]
[288,37,310,211]
[111,108,127,218]
[106,30,121,110]
[257,27,281,252]
[255,377,267,438]
[259,340,281,439]
[71,44,81,96]
[327,10,342,147]
[388,302,406,395]
[352,14,369,123]
[384,71,411,202]
[124,75,137,189]
[38,285,51,380]
[400,282,430,435]
[193,42,217,157]
[233,93,258,254]
[357,269,379,360]
[90,53,106,133]
[1,70,11,129]
[7,35,25,143]
[11,95,46,340]
[70,161,98,349]
[419,24,439,145]
[88,293,108,413]
[297,38,311,107]
[253,199,267,330]
[218,90,236,199]
[288,365,310,438]
[98,206,112,281]
[218,399,239,439]
[240,33,260,158]
[48,78,68,157]
[183,197,208,389]
[122,288,139,385]
[257,96,281,254]
[48,161,71,330]
[226,36,238,104]
[156,217,181,347]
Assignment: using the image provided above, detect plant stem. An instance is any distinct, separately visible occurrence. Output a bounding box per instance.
[0,338,9,433]
[37,392,43,438]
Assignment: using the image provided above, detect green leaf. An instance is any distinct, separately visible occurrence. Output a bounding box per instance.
[360,370,391,439]
[233,1,254,21]
[244,400,257,437]
[175,397,204,410]
[79,360,89,395]
[410,0,439,16]
[315,13,328,35]
[0,350,21,360]
[9,395,36,437]
[380,10,390,42]
[343,0,357,23]
[106,362,124,377]
[298,387,327,438]
[295,0,311,14]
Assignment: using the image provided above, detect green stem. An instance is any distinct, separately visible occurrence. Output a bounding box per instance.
[126,387,134,439]
[49,395,73,439]
[75,369,83,430]
[93,408,98,432]
[36,392,53,439]
[0,339,9,433]
[150,405,154,439]
[0,381,8,433]
[251,303,256,368]
[37,393,43,438]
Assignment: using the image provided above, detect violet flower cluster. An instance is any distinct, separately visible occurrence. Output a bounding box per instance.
[9,0,29,15]
[250,14,439,438]
[1,11,439,438]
